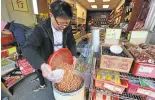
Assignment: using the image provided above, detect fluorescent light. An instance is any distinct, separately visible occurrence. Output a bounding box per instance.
[91,5,97,8]
[88,0,95,2]
[103,0,110,2]
[32,0,38,14]
[103,5,109,8]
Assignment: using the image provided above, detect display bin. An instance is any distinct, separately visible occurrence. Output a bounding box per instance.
[132,61,155,78]
[127,80,155,98]
[100,44,134,73]
[94,78,128,94]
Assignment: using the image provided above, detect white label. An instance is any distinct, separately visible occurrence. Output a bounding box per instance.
[114,86,122,92]
[96,92,103,100]
[130,31,148,44]
[138,66,153,73]
[149,92,155,98]
[106,29,121,39]
[104,83,114,91]
[137,88,150,95]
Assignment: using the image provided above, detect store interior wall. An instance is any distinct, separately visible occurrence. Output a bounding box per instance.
[1,0,37,26]
[76,2,87,22]
[1,0,10,22]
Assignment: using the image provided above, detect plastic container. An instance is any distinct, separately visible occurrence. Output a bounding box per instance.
[52,71,85,100]
[100,44,134,73]
[132,61,155,78]
[127,80,155,98]
[94,78,128,94]
[48,48,73,70]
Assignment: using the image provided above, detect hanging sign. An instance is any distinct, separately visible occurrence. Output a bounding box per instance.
[11,0,29,12]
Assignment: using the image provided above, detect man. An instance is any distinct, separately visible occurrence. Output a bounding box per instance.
[23,0,76,92]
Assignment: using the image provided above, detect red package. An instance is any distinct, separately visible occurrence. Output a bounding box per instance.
[17,58,35,76]
[1,34,14,45]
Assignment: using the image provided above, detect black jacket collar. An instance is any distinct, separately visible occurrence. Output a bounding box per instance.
[42,18,71,48]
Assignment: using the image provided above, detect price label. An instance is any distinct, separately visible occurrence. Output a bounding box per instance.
[96,92,103,100]
[106,29,121,39]
[104,83,114,91]
[149,92,155,98]
[114,86,122,93]
[130,31,148,44]
[137,88,150,95]
[138,66,153,73]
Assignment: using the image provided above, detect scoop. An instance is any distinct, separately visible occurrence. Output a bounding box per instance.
[48,69,64,83]
[110,45,123,54]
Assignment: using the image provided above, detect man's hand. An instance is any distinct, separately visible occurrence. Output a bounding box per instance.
[41,63,53,80]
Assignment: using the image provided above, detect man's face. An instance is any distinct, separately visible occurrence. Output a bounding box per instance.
[49,12,71,31]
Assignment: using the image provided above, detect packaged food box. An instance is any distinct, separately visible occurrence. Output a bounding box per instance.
[100,44,134,73]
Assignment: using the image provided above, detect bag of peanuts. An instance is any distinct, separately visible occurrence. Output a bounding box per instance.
[128,48,155,64]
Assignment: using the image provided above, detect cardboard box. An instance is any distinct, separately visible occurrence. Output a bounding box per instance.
[100,44,134,73]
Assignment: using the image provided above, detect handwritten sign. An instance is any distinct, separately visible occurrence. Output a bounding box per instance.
[100,55,132,73]
[130,31,148,44]
[105,29,122,44]
[11,0,29,12]
[105,29,121,39]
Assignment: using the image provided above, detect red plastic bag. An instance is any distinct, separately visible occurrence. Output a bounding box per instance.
[17,58,35,76]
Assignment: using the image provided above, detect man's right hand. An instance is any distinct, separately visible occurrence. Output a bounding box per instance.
[41,63,53,80]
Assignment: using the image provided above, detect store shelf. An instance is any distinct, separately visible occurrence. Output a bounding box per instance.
[91,89,146,100]
[7,77,24,89]
[1,67,17,76]
[1,59,17,76]
[89,57,154,100]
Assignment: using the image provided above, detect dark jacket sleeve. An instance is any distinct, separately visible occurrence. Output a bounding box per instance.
[66,26,76,56]
[22,26,45,70]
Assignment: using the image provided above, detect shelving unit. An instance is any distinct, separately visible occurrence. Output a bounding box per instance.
[7,76,24,89]
[92,14,108,27]
[108,3,125,28]
[88,55,154,100]
[123,0,148,32]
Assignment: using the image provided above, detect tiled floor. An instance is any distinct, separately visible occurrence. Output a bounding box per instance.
[8,73,55,100]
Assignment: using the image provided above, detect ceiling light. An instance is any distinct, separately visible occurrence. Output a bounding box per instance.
[88,0,95,2]
[32,0,38,14]
[103,5,109,8]
[103,0,110,2]
[91,5,97,8]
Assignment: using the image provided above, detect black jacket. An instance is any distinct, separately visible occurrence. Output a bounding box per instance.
[23,18,76,70]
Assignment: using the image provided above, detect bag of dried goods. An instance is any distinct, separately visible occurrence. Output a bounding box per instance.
[145,46,155,60]
[128,48,154,64]
[139,43,151,49]
[124,43,138,50]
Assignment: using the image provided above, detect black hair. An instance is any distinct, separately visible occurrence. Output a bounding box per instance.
[50,0,73,19]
